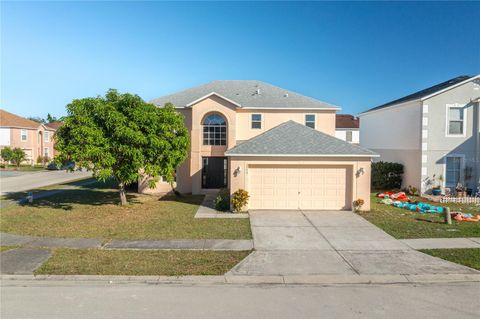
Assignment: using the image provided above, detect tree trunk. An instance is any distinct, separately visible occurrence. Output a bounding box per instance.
[119,183,128,205]
[170,181,181,197]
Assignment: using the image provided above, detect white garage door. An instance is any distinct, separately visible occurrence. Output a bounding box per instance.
[249,165,351,210]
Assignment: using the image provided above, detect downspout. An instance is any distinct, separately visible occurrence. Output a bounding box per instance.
[473,97,480,193]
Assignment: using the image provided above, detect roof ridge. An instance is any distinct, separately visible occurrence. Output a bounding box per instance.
[361,75,477,114]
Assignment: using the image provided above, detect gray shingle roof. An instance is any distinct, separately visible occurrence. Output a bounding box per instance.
[361,75,474,114]
[225,121,378,157]
[151,80,339,109]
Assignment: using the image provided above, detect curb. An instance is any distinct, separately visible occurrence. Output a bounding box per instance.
[2,274,480,285]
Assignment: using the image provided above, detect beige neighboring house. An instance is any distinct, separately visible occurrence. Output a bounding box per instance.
[0,109,58,164]
[143,80,378,211]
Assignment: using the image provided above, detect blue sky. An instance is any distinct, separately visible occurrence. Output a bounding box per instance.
[2,1,479,118]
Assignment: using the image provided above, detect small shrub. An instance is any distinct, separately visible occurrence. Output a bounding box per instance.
[231,189,249,213]
[214,188,230,211]
[371,161,404,190]
[407,185,418,196]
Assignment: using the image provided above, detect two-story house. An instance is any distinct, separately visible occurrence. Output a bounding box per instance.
[142,80,378,210]
[359,75,480,194]
[335,114,360,144]
[0,109,57,164]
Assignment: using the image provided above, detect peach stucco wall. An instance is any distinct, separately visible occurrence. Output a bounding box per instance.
[144,95,371,203]
[1,127,56,164]
[228,157,372,210]
[236,109,336,140]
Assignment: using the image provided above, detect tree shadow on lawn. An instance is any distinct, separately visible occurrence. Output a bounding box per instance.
[17,189,140,211]
[158,194,205,205]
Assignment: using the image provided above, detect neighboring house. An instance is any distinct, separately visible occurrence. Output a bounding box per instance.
[335,114,360,144]
[359,75,480,194]
[0,109,58,164]
[143,80,378,210]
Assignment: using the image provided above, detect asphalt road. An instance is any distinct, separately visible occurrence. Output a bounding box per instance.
[0,170,92,194]
[1,281,479,319]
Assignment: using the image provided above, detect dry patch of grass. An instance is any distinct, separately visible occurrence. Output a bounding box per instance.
[0,246,17,253]
[420,249,480,271]
[35,248,250,276]
[0,183,251,240]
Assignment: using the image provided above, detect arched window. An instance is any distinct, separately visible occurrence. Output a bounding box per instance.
[203,113,227,145]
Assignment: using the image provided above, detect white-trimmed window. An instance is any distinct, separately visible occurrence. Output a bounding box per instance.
[44,131,49,142]
[446,104,466,136]
[251,114,262,129]
[20,129,27,141]
[346,131,353,142]
[202,113,227,146]
[44,147,49,158]
[445,155,463,187]
[305,114,315,129]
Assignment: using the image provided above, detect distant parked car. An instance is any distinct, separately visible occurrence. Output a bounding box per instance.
[47,161,75,170]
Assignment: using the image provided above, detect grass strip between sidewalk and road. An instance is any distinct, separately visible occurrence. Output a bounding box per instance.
[420,248,480,271]
[34,249,251,276]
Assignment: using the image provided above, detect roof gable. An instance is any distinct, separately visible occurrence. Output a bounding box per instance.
[151,80,340,110]
[225,120,377,157]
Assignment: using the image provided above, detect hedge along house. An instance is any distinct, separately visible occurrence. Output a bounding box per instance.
[144,81,378,210]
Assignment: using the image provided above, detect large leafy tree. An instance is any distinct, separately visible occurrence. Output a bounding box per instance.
[55,89,189,205]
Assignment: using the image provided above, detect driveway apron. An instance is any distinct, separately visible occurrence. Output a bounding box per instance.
[228,210,478,276]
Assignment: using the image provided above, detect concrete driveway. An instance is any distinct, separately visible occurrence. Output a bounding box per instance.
[228,210,478,276]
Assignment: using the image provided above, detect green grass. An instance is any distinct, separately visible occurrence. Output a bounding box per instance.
[35,248,250,276]
[0,246,17,253]
[357,193,480,239]
[0,182,252,240]
[420,249,480,271]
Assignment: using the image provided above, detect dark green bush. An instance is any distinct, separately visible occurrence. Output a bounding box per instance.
[371,161,404,190]
[214,188,230,211]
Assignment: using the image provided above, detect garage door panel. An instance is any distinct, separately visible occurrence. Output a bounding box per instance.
[249,165,351,210]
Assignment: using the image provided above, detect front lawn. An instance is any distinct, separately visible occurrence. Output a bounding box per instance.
[420,249,480,271]
[357,194,480,239]
[35,248,250,276]
[0,182,252,240]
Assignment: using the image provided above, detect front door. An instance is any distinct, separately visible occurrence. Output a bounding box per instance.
[202,157,228,189]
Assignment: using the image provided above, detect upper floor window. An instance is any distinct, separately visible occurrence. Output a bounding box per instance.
[203,113,226,145]
[44,131,49,142]
[251,114,262,129]
[21,129,27,141]
[446,104,466,136]
[305,114,315,129]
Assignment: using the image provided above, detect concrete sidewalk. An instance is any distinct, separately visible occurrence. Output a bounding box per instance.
[0,232,253,251]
